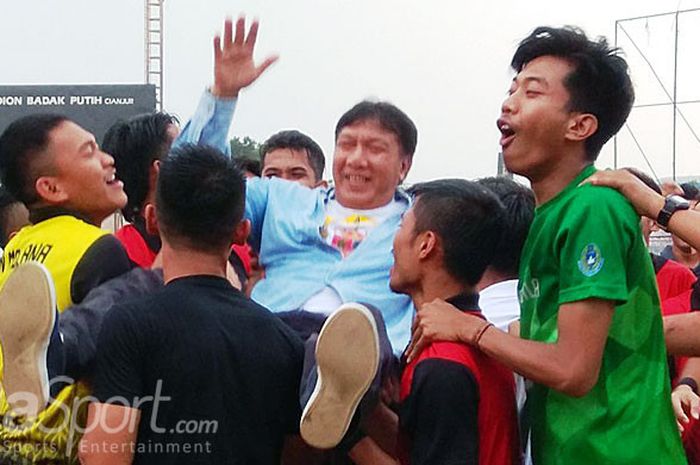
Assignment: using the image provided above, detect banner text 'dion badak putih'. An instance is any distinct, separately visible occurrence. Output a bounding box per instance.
[0,85,156,143]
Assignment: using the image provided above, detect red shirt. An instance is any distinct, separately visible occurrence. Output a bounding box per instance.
[399,294,521,465]
[231,243,253,276]
[115,224,157,268]
[654,254,697,302]
[116,224,254,278]
[653,254,698,382]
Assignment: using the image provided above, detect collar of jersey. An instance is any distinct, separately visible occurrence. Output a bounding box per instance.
[29,206,93,225]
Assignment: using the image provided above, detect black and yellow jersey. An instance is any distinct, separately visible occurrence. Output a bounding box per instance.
[0,209,132,464]
[0,209,132,311]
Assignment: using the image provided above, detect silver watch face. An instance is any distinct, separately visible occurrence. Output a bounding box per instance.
[658,195,691,230]
[666,195,690,210]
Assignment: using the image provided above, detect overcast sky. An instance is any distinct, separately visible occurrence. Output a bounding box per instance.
[2,0,699,182]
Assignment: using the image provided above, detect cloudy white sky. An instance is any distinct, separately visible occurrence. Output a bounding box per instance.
[2,0,699,182]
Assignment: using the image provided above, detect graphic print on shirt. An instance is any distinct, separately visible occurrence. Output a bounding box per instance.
[518,278,540,305]
[577,243,604,277]
[322,213,376,257]
[0,242,54,272]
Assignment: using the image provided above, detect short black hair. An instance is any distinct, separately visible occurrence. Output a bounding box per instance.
[156,144,246,253]
[0,185,24,247]
[476,177,535,277]
[680,182,700,202]
[511,26,635,160]
[233,157,262,177]
[408,179,505,286]
[335,101,418,159]
[260,130,325,181]
[0,113,70,205]
[103,112,178,222]
[624,167,662,196]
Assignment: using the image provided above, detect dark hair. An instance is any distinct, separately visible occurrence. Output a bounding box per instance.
[156,144,246,253]
[335,101,418,159]
[0,114,70,205]
[511,26,635,160]
[624,167,662,196]
[680,182,700,202]
[260,130,325,181]
[0,185,25,247]
[408,179,505,286]
[103,112,178,222]
[233,157,262,177]
[476,177,535,277]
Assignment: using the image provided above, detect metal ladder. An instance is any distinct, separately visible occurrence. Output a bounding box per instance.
[109,0,165,233]
[144,0,164,110]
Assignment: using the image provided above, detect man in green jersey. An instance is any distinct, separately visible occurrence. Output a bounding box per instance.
[406,26,686,464]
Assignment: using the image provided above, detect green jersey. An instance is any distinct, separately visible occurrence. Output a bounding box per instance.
[519,165,686,465]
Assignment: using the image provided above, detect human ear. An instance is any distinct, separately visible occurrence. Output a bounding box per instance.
[565,113,598,143]
[35,176,68,204]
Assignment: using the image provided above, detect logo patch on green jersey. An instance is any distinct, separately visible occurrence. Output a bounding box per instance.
[578,243,604,277]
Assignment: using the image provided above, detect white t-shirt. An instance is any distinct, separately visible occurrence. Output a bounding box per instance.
[479,279,520,332]
[320,199,404,257]
[301,198,403,314]
[479,278,532,465]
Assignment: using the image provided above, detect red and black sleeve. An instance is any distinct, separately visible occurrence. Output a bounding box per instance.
[401,358,479,465]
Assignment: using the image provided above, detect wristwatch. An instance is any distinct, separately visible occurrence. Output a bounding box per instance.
[656,195,690,230]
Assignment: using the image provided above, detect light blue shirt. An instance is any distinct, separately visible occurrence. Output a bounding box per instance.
[171,90,236,155]
[245,177,415,354]
[183,93,415,353]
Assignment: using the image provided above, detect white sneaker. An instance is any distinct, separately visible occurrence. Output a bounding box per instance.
[300,303,380,449]
[0,262,56,418]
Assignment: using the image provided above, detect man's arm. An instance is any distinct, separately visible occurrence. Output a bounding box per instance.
[61,268,163,380]
[174,16,278,156]
[585,169,700,251]
[410,298,614,397]
[664,278,700,356]
[665,313,700,356]
[349,437,398,465]
[347,395,400,465]
[244,177,280,251]
[362,400,399,456]
[410,186,631,397]
[79,403,140,465]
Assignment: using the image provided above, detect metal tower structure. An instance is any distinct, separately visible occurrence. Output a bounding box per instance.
[145,0,164,110]
[614,8,700,181]
[108,0,164,232]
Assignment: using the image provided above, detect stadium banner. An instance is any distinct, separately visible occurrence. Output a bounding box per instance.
[0,85,156,143]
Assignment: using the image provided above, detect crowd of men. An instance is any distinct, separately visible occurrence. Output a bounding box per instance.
[0,14,699,465]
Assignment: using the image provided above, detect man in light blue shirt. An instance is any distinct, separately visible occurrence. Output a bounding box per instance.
[246,101,416,355]
[245,100,417,456]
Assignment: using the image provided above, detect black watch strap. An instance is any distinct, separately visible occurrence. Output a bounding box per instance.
[678,377,699,395]
[657,195,690,230]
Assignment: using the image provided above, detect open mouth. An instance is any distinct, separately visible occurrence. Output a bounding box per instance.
[105,172,122,187]
[497,119,516,148]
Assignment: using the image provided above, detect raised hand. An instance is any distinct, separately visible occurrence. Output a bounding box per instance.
[211,17,279,98]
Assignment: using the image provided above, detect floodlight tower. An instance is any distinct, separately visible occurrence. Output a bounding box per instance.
[144,0,164,110]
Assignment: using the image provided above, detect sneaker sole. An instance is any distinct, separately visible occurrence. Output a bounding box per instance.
[300,303,380,449]
[0,262,56,418]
